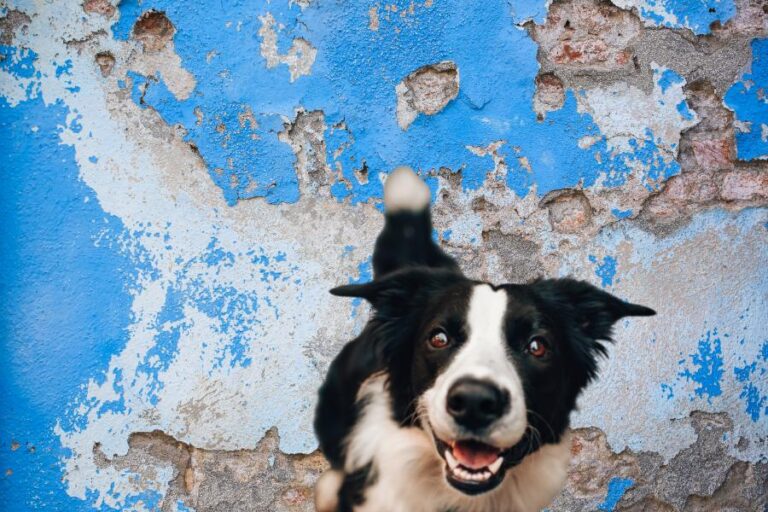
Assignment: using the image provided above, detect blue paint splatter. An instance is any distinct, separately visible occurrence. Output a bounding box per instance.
[589,255,618,287]
[724,38,768,161]
[733,340,768,422]
[597,477,634,511]
[678,329,724,402]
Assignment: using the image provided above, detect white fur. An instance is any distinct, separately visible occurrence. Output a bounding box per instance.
[323,373,571,512]
[384,166,431,212]
[426,284,528,449]
[344,372,401,472]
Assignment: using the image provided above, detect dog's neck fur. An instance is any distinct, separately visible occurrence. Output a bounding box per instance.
[317,374,571,512]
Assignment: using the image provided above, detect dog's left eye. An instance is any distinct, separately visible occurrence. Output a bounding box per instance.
[428,330,450,349]
[526,337,549,358]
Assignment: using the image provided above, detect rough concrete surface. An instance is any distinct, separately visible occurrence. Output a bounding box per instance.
[0,0,766,511]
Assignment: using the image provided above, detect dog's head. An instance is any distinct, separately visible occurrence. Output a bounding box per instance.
[331,267,654,495]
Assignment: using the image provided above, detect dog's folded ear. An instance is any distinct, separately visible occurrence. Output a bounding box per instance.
[531,277,655,341]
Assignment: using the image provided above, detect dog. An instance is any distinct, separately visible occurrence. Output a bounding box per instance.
[314,167,655,512]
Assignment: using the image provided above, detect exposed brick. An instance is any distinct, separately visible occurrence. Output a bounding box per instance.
[692,139,733,171]
[663,172,719,203]
[133,10,175,52]
[95,51,115,77]
[720,170,768,201]
[396,61,459,130]
[82,0,116,17]
[0,9,31,46]
[542,189,593,233]
[534,73,566,117]
[532,0,641,71]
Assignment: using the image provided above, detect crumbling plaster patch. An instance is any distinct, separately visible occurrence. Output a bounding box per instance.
[395,61,460,130]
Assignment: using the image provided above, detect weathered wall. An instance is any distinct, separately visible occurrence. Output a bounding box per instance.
[1,0,766,510]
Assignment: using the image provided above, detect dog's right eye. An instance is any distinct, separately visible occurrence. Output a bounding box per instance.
[428,330,450,349]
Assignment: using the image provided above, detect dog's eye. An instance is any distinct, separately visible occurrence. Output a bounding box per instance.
[428,330,450,349]
[526,337,548,358]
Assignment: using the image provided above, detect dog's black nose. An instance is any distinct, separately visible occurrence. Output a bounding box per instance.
[446,378,509,429]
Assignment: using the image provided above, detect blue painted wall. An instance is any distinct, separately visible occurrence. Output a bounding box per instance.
[1,0,766,510]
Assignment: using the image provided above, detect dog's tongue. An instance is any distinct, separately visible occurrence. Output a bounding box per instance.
[452,441,500,469]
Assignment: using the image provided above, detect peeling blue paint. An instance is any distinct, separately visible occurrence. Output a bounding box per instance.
[632,0,736,35]
[0,45,37,79]
[724,38,768,161]
[597,477,634,511]
[109,0,685,207]
[657,68,684,94]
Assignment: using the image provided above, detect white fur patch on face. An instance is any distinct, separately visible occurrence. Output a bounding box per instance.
[425,284,528,448]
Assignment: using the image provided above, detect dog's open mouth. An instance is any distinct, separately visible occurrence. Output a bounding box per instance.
[435,437,507,495]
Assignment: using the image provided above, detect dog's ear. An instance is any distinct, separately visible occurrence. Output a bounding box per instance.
[331,267,454,318]
[532,278,655,386]
[532,278,655,341]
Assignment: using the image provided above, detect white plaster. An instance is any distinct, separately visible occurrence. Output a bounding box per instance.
[258,12,317,82]
[578,64,698,157]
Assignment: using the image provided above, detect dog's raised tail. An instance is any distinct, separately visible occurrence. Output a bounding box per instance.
[384,166,431,213]
[372,166,459,278]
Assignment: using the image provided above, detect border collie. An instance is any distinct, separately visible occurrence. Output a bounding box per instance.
[314,167,655,512]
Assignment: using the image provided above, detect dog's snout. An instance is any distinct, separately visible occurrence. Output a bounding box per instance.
[446,378,509,429]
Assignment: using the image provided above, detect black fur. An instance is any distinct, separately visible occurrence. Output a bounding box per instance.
[372,209,459,278]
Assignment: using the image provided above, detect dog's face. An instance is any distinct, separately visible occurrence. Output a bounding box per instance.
[332,268,654,495]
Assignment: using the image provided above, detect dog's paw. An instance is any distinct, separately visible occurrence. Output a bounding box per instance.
[315,469,344,512]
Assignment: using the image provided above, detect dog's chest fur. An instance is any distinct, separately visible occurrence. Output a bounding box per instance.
[331,375,571,512]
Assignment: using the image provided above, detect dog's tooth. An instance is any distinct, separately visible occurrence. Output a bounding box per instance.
[445,450,459,470]
[482,471,492,480]
[489,457,503,474]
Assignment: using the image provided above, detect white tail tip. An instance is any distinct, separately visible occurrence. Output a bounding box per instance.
[384,166,430,212]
